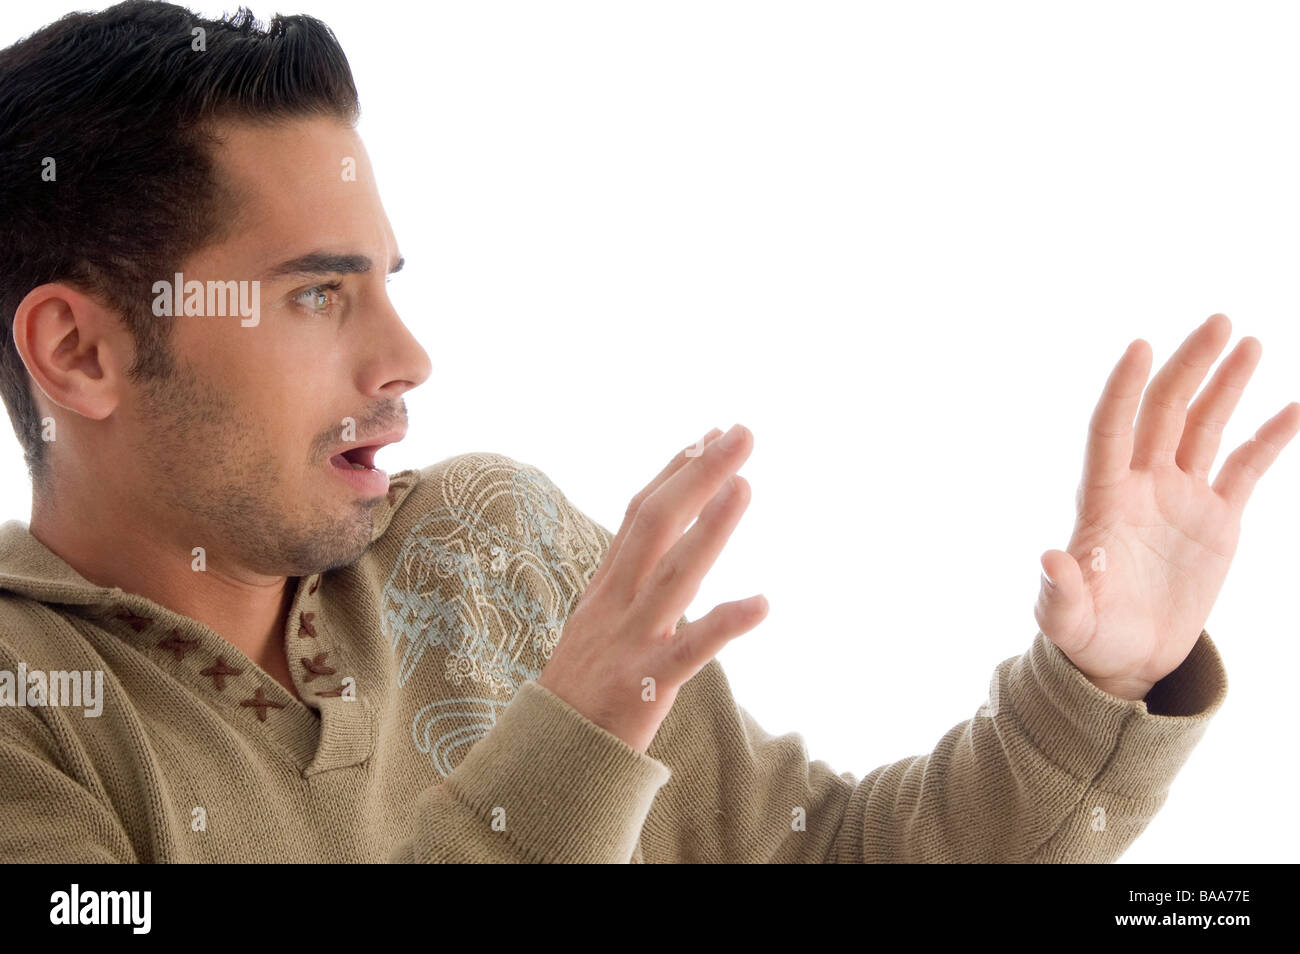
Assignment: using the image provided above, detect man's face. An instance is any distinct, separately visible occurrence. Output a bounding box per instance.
[119,116,431,578]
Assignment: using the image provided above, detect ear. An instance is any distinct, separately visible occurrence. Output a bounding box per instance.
[11,282,129,422]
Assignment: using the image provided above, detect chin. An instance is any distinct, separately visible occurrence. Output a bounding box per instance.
[271,499,377,577]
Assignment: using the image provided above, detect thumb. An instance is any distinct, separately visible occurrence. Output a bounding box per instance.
[1034,549,1089,653]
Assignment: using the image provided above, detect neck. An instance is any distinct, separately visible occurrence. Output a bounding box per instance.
[29,485,296,676]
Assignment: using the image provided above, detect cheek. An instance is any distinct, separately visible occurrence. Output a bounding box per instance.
[223,355,316,448]
[192,320,352,473]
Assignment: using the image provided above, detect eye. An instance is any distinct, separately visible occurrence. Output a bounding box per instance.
[295,281,343,315]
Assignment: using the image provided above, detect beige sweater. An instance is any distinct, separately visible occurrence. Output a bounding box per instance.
[0,452,1227,862]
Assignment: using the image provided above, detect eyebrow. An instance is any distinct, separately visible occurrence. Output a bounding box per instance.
[261,251,405,280]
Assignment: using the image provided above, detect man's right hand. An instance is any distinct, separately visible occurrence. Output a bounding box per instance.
[535,423,768,753]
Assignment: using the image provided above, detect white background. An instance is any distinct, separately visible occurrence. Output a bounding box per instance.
[3,1,1297,862]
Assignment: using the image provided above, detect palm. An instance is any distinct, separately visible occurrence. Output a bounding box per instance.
[1059,465,1236,686]
[1035,315,1299,700]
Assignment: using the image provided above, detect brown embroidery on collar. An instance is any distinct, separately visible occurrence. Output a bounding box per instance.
[200,656,243,691]
[307,576,320,595]
[157,629,199,661]
[114,607,153,632]
[315,682,348,697]
[298,611,317,638]
[386,480,410,506]
[240,686,285,722]
[299,652,336,683]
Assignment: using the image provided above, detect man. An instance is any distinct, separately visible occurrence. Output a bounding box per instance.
[0,1,1295,863]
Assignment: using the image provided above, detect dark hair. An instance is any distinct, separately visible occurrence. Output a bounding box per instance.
[0,0,359,487]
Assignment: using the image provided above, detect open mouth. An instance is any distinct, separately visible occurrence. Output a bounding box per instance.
[330,445,381,471]
[325,425,405,497]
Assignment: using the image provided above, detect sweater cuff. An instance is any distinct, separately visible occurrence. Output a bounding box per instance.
[445,680,671,863]
[1006,628,1228,802]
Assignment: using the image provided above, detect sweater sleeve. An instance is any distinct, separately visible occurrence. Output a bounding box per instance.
[444,457,1228,863]
[0,711,138,863]
[637,626,1228,862]
[384,455,680,863]
[387,679,671,863]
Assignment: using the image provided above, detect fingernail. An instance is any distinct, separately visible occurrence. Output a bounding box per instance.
[1041,571,1055,588]
[699,427,721,444]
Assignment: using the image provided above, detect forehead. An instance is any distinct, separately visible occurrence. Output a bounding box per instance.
[204,117,393,264]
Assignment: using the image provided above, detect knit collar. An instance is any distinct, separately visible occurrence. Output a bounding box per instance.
[0,468,421,774]
[0,518,114,607]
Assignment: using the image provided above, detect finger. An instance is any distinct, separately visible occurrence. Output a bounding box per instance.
[656,593,768,687]
[1175,336,1262,481]
[1212,402,1300,511]
[1033,549,1089,656]
[1080,338,1152,492]
[634,474,752,635]
[1130,314,1232,471]
[586,427,722,596]
[603,423,754,602]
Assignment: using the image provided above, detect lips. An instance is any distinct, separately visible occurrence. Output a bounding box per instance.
[326,427,405,498]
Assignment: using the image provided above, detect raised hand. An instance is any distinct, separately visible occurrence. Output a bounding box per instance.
[1034,314,1300,700]
[536,424,768,753]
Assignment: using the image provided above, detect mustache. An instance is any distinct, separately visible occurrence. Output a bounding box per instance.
[313,403,408,456]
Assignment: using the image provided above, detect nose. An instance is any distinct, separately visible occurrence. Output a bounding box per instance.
[363,297,433,399]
